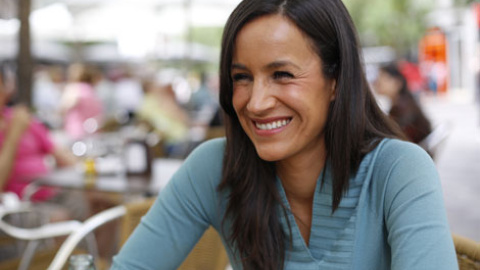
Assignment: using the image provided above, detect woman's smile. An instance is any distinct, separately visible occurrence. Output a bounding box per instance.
[253,117,292,133]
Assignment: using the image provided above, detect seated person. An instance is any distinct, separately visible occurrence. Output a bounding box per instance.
[137,78,190,157]
[0,65,87,221]
[374,63,432,144]
[60,63,104,141]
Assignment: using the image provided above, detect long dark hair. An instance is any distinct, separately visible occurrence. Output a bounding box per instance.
[218,0,402,269]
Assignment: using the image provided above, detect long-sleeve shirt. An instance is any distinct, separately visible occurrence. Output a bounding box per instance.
[112,138,458,269]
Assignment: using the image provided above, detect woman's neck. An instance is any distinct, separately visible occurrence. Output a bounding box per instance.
[277,146,326,203]
[276,145,326,247]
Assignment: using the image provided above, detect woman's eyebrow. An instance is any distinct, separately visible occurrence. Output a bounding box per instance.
[231,61,301,71]
[231,63,248,70]
[265,60,300,70]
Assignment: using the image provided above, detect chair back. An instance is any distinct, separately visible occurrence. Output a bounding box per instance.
[178,227,229,270]
[453,234,480,270]
[418,122,452,161]
[119,198,229,270]
[119,198,156,246]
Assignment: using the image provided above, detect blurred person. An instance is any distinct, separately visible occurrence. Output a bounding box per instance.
[94,68,117,120]
[113,0,456,269]
[60,63,104,141]
[32,65,64,129]
[374,63,433,145]
[204,72,225,128]
[112,66,144,118]
[188,71,222,127]
[137,77,190,157]
[424,60,448,96]
[189,72,217,112]
[0,63,87,221]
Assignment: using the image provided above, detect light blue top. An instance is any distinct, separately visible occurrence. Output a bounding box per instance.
[111,138,458,270]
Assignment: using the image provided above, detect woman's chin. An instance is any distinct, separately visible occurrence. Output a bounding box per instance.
[255,148,284,162]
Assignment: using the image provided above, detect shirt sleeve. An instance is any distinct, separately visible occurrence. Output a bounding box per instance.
[379,140,458,270]
[111,138,226,270]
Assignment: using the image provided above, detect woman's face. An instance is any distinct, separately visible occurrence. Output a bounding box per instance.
[232,14,336,162]
[373,70,401,99]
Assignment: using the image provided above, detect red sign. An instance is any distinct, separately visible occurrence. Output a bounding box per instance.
[475,3,480,29]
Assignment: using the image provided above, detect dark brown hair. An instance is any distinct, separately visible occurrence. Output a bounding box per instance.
[218,0,402,269]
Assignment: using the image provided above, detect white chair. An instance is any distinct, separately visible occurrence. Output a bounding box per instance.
[47,204,126,270]
[0,192,97,270]
[418,122,452,161]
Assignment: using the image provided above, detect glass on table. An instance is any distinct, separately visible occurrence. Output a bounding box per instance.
[68,254,96,270]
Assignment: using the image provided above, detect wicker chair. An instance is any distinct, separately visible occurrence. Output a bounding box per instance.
[120,198,229,270]
[453,234,480,270]
[48,197,230,270]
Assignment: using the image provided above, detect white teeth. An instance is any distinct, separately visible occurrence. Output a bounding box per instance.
[255,119,290,130]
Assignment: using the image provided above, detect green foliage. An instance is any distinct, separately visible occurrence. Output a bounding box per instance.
[190,26,224,48]
[343,0,434,56]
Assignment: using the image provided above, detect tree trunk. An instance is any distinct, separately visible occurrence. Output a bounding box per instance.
[16,0,32,107]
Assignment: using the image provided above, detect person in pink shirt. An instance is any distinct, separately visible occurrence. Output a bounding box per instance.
[60,63,104,141]
[0,64,83,214]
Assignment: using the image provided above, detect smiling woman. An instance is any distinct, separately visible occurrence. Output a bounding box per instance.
[111,0,458,269]
[231,14,335,166]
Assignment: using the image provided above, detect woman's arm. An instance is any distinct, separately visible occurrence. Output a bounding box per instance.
[381,141,458,269]
[111,139,225,269]
[51,147,77,167]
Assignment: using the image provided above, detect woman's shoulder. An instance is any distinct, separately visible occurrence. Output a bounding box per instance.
[374,138,431,162]
[187,137,226,161]
[181,138,226,178]
[365,138,434,172]
[365,137,438,189]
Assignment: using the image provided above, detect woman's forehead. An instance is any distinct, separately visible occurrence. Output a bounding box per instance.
[233,15,317,63]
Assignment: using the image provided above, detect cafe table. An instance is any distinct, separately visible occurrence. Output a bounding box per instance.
[27,158,184,198]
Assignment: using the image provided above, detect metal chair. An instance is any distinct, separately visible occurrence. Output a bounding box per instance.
[0,192,97,270]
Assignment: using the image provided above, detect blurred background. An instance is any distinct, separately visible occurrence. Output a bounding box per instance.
[0,0,478,251]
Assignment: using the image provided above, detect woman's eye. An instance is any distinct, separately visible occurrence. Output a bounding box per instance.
[273,71,293,80]
[232,73,251,82]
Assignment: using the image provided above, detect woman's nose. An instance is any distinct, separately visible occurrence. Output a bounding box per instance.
[246,80,275,114]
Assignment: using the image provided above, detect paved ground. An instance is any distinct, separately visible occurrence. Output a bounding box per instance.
[421,90,480,241]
